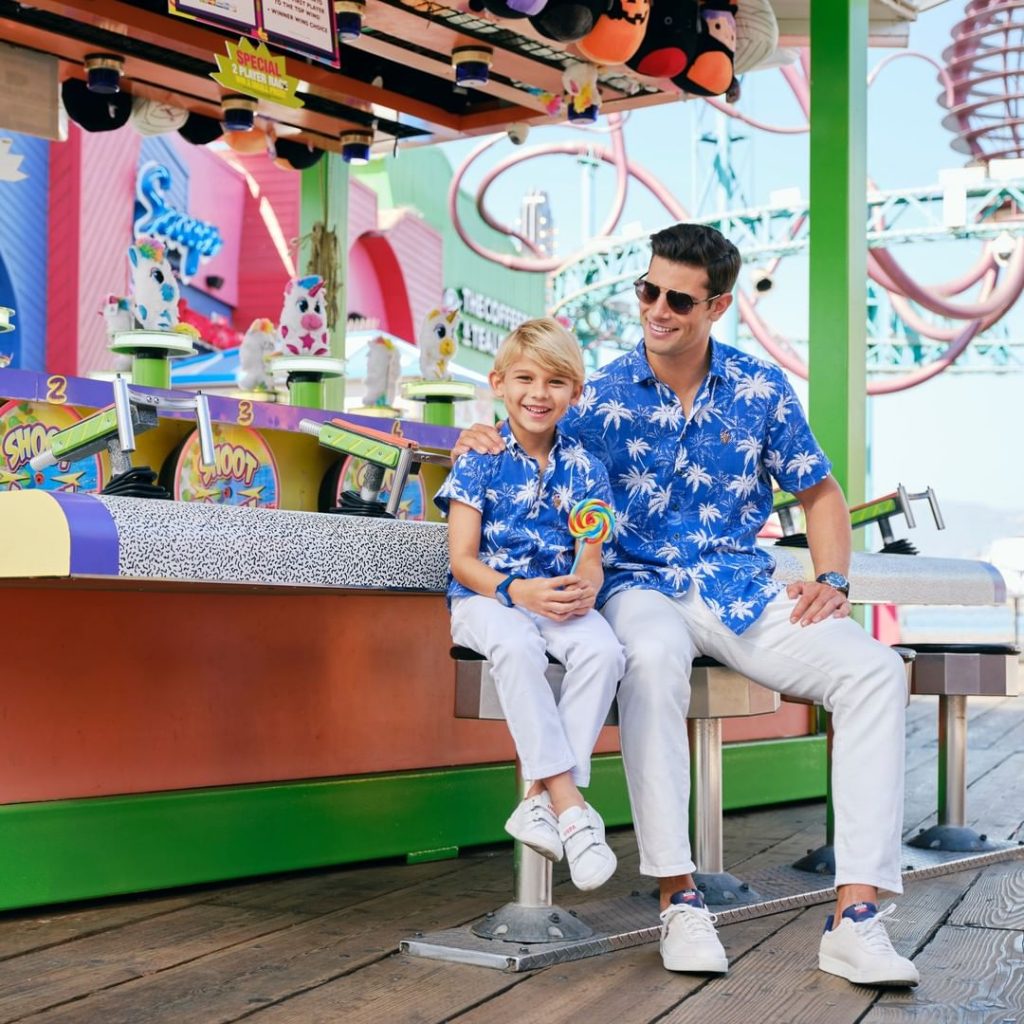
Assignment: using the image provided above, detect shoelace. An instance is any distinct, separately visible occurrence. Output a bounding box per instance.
[662,902,719,938]
[850,905,901,955]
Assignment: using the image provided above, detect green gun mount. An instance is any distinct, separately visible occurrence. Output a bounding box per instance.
[29,375,216,483]
[299,417,449,518]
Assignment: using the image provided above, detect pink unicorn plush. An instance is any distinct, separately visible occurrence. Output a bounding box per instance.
[278,275,330,356]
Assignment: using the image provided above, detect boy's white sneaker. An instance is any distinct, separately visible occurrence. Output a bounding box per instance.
[505,793,562,862]
[558,803,616,891]
[818,902,920,987]
[659,889,729,973]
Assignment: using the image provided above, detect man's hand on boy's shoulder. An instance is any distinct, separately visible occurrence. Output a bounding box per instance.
[453,422,504,459]
[509,575,591,622]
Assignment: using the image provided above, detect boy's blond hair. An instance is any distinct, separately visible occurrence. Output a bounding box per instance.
[492,317,585,388]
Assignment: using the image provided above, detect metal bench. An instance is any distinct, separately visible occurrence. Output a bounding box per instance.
[451,645,778,943]
[902,642,1020,852]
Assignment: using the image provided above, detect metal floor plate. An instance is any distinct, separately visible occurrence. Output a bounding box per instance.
[399,841,1024,971]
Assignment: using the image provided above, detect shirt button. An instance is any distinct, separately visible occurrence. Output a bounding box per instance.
[672,532,680,540]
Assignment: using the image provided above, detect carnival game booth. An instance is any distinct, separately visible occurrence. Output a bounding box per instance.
[0,362,832,910]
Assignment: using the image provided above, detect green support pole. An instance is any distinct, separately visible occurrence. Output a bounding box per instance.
[299,154,349,412]
[808,2,869,854]
[130,354,171,390]
[288,376,324,409]
[422,398,456,427]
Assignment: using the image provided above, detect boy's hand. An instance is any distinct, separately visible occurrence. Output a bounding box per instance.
[510,575,588,621]
[565,578,597,616]
[453,422,504,459]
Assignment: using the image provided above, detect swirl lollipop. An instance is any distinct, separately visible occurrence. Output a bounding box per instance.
[568,498,615,573]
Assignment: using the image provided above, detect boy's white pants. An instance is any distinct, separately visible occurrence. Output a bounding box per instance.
[602,587,908,893]
[450,596,625,786]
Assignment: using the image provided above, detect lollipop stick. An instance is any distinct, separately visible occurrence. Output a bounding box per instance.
[569,541,586,575]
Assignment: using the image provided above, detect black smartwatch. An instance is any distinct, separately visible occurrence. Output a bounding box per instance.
[815,571,850,597]
[495,574,524,607]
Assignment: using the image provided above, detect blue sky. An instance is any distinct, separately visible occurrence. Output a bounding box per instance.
[439,2,1024,537]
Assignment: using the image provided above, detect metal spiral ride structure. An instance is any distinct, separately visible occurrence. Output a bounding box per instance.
[448,8,1024,393]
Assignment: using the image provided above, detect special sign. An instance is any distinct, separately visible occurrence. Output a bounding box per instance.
[0,400,103,493]
[171,423,280,507]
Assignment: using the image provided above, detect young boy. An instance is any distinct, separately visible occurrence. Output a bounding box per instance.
[435,318,625,891]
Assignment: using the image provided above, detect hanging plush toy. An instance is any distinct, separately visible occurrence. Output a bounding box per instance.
[364,335,403,408]
[530,0,610,43]
[278,275,330,356]
[626,0,700,80]
[672,0,737,98]
[563,62,602,122]
[734,0,779,75]
[418,306,461,381]
[468,0,548,18]
[577,0,650,66]
[128,237,179,332]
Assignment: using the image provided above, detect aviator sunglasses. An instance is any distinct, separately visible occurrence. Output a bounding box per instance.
[633,276,721,315]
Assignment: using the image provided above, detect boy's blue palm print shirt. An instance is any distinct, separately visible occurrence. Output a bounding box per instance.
[561,339,832,634]
[435,421,614,605]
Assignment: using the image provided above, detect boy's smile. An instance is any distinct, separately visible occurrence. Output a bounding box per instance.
[489,355,581,460]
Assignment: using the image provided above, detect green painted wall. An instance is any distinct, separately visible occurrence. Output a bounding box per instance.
[354,149,547,377]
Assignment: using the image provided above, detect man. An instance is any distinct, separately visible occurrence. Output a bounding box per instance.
[455,223,917,987]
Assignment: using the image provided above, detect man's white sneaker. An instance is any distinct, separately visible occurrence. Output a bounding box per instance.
[818,902,920,987]
[505,793,562,862]
[659,889,729,973]
[557,803,616,891]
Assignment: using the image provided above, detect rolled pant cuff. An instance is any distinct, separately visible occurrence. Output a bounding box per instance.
[833,872,904,896]
[522,757,578,784]
[640,859,697,878]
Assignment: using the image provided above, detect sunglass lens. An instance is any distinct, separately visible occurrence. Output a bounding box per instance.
[634,279,696,314]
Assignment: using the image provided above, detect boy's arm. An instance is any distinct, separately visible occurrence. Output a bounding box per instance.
[447,501,589,622]
[567,539,603,617]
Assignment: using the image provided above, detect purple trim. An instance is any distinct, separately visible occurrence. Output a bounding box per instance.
[0,369,459,451]
[48,492,120,576]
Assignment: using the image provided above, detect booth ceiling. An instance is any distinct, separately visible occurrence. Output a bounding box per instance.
[0,0,937,152]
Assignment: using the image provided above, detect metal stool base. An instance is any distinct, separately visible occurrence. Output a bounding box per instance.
[470,901,594,943]
[907,824,995,853]
[693,870,762,906]
[792,843,835,875]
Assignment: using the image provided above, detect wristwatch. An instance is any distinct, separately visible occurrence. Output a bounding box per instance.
[495,574,524,608]
[815,571,850,597]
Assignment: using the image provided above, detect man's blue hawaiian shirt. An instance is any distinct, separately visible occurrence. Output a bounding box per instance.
[435,421,613,605]
[560,339,832,634]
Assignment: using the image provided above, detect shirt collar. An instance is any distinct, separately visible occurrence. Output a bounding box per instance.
[499,420,564,460]
[625,338,727,385]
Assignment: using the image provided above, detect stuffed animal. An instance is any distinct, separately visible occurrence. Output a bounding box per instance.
[734,0,779,74]
[468,0,548,18]
[577,0,650,66]
[530,0,610,43]
[237,318,279,391]
[626,0,700,79]
[278,275,330,356]
[364,335,402,408]
[128,237,179,332]
[672,0,737,97]
[563,62,601,122]
[100,293,134,371]
[418,307,461,381]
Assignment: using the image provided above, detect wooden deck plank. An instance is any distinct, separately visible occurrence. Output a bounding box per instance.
[947,860,1024,932]
[860,923,1024,1023]
[0,903,311,1023]
[651,869,978,1024]
[20,856,518,1024]
[447,911,802,1024]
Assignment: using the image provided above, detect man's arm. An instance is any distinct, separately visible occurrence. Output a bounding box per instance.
[452,423,504,459]
[788,474,852,627]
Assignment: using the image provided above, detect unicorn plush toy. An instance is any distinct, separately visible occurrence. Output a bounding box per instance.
[364,335,402,408]
[418,306,461,381]
[237,318,279,391]
[278,275,330,356]
[128,236,179,331]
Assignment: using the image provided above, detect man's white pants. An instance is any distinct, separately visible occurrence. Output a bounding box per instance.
[451,596,625,786]
[602,587,907,893]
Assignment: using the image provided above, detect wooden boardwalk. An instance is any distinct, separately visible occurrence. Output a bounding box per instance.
[1,694,1022,1024]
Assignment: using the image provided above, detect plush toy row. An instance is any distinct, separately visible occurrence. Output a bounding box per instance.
[472,0,777,99]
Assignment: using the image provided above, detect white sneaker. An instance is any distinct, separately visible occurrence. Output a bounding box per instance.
[818,903,920,987]
[558,803,616,891]
[505,793,562,862]
[659,890,729,973]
